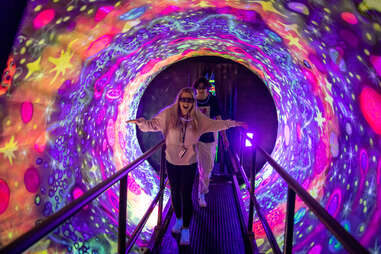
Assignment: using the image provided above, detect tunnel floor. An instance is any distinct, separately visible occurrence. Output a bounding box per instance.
[155,173,249,254]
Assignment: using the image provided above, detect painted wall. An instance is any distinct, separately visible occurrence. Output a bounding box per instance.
[0,0,380,253]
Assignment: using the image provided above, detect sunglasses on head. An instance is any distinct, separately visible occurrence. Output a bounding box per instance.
[179,97,194,103]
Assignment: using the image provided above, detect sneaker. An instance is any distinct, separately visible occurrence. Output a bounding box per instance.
[198,193,207,207]
[180,228,190,245]
[171,217,182,234]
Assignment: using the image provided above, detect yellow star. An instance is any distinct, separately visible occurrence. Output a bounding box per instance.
[48,49,74,84]
[285,34,301,49]
[314,110,325,128]
[197,1,214,8]
[260,1,283,15]
[25,56,42,79]
[0,136,18,165]
[359,0,381,12]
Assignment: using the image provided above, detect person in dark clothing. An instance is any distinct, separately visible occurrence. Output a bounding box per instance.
[192,77,230,207]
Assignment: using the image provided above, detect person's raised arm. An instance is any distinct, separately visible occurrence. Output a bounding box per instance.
[198,111,247,135]
[126,107,168,132]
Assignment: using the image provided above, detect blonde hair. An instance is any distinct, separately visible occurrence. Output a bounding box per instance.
[168,87,200,130]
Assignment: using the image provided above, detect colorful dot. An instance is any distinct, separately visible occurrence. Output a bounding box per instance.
[287,2,309,15]
[20,101,33,123]
[120,6,148,20]
[359,149,369,173]
[72,186,88,209]
[0,179,10,214]
[284,124,290,146]
[359,86,381,134]
[341,12,358,24]
[24,167,40,193]
[94,6,114,22]
[370,55,381,77]
[33,9,55,29]
[308,245,322,254]
[326,189,342,217]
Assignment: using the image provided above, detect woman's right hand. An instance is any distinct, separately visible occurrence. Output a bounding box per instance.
[126,118,144,124]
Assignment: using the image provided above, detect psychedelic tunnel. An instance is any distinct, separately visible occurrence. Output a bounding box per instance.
[0,0,381,253]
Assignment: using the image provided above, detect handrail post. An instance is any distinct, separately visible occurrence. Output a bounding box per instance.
[118,175,128,254]
[157,144,166,227]
[239,130,244,167]
[284,187,296,254]
[219,134,225,173]
[248,146,256,233]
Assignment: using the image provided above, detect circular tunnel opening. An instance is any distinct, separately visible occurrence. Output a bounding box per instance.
[136,56,278,173]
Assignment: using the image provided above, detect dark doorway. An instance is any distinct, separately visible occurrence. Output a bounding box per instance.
[136,56,278,173]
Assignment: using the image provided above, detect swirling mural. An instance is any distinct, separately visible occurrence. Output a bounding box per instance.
[0,0,380,253]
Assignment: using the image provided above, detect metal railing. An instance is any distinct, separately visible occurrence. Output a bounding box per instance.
[225,141,281,253]
[1,133,371,254]
[0,140,167,254]
[227,132,369,254]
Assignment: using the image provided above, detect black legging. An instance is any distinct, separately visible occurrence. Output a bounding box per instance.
[166,160,197,228]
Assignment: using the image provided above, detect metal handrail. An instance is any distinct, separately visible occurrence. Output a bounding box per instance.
[226,147,282,254]
[229,128,369,254]
[126,178,168,253]
[0,140,166,254]
[257,146,369,254]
